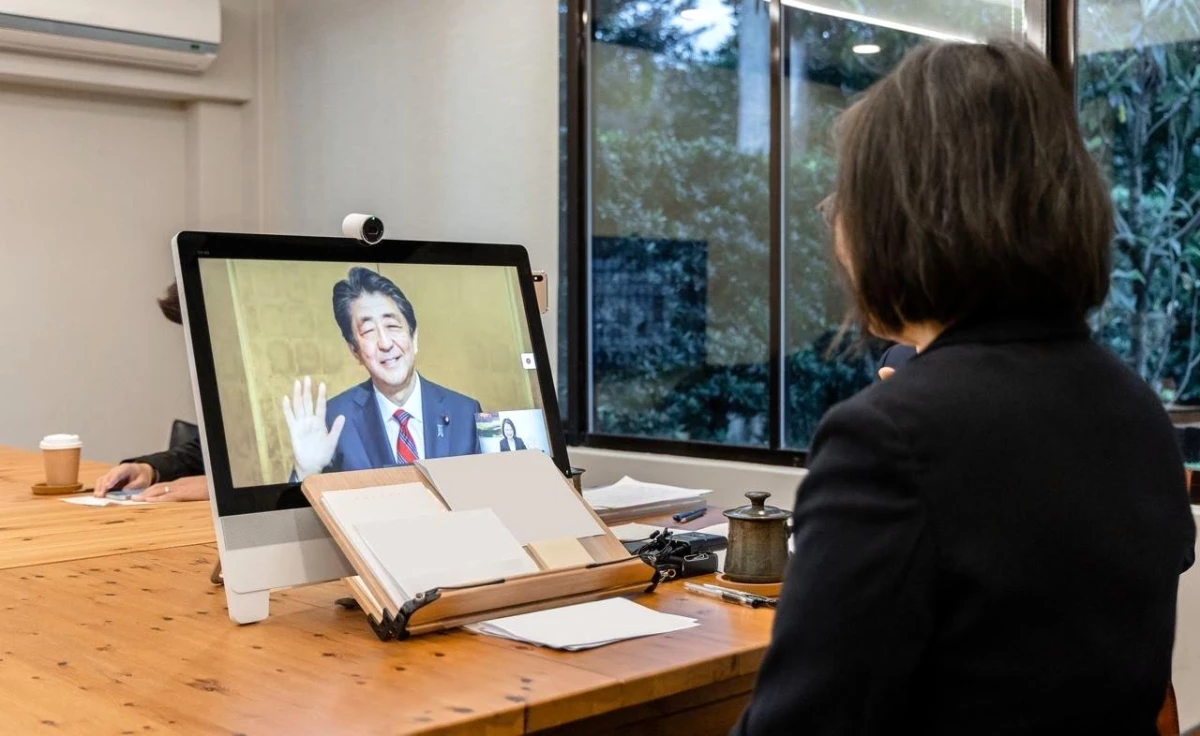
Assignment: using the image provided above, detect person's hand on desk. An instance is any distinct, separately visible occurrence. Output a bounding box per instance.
[130,475,208,502]
[93,462,155,497]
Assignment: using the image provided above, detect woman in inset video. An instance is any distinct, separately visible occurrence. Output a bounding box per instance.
[499,418,526,452]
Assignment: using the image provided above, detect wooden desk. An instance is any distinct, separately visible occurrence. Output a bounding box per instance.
[0,446,215,570]
[0,446,772,735]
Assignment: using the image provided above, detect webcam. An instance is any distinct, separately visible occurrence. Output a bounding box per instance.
[342,213,385,245]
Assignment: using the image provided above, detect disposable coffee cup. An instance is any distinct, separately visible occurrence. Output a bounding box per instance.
[40,434,82,486]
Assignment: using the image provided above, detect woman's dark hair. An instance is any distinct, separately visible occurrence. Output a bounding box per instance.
[502,418,519,439]
[158,282,182,325]
[833,41,1113,336]
[332,267,418,348]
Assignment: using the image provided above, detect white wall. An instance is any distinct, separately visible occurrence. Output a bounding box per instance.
[271,0,561,364]
[0,0,265,463]
[0,85,193,462]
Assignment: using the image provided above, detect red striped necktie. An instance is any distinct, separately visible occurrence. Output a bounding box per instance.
[392,409,419,465]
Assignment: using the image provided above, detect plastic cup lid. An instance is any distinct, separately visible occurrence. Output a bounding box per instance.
[40,434,81,450]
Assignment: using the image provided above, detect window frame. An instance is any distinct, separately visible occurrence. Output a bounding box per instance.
[562,0,1056,467]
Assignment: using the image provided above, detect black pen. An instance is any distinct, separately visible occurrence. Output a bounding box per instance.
[673,506,707,523]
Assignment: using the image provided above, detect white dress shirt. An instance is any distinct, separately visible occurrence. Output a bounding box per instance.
[374,373,425,463]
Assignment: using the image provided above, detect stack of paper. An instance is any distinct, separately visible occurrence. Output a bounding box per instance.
[321,483,537,607]
[356,509,538,600]
[321,483,449,606]
[466,597,699,650]
[583,476,711,523]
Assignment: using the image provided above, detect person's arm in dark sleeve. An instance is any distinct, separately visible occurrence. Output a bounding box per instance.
[732,398,935,735]
[125,436,205,484]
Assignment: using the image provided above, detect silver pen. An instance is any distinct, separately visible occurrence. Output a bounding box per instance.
[683,582,768,608]
[699,582,778,608]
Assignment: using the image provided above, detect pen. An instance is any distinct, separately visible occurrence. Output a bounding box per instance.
[673,506,707,523]
[699,583,778,608]
[683,582,766,608]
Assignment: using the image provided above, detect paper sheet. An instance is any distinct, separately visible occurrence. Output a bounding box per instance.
[696,522,730,572]
[62,496,146,507]
[355,508,538,599]
[466,597,699,651]
[322,483,446,524]
[696,522,729,538]
[609,522,667,542]
[417,451,603,544]
[583,476,711,510]
[321,483,448,606]
[527,537,594,569]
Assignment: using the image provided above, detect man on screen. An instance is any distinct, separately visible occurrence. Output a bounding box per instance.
[283,267,482,481]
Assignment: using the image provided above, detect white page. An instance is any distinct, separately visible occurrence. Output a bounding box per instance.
[466,597,699,651]
[62,496,145,507]
[609,522,666,542]
[696,522,730,571]
[355,509,538,599]
[696,522,729,538]
[321,483,448,607]
[322,483,446,525]
[583,476,711,510]
[417,451,602,544]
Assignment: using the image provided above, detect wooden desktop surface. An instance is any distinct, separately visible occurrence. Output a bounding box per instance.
[0,446,215,570]
[0,446,772,735]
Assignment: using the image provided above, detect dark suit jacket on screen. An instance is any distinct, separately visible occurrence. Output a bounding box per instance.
[733,316,1196,736]
[499,437,527,452]
[322,376,481,472]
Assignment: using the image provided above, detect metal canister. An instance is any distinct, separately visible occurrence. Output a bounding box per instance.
[723,491,791,584]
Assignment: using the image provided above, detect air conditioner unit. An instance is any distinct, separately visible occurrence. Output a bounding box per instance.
[0,0,220,73]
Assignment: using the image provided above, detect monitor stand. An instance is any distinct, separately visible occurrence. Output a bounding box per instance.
[213,505,356,624]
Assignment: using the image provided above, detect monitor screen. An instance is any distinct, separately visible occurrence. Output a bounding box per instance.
[175,234,566,517]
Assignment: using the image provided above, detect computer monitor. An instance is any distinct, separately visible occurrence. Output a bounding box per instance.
[172,231,567,623]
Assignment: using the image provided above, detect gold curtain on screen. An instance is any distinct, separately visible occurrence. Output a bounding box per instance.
[199,259,541,486]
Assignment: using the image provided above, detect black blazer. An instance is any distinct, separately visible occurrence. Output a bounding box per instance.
[734,317,1195,735]
[878,343,917,372]
[500,437,527,452]
[129,436,204,484]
